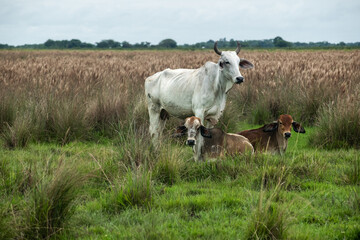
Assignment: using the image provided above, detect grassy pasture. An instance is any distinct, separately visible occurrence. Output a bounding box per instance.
[0,49,359,239]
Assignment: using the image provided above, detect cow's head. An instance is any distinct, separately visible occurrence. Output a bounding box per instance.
[214,41,254,85]
[263,114,305,139]
[176,116,211,146]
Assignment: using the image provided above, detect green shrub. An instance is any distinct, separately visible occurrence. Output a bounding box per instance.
[1,117,32,149]
[310,98,360,149]
[43,98,89,144]
[23,165,85,239]
[104,169,154,213]
[153,146,186,186]
[245,180,291,240]
[0,94,16,133]
[0,201,15,240]
[342,158,360,185]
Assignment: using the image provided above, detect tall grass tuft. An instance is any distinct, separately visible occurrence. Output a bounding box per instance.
[153,144,186,185]
[43,98,89,144]
[104,168,154,213]
[343,157,360,185]
[310,96,360,149]
[0,94,16,133]
[23,164,86,239]
[116,122,156,169]
[0,202,15,240]
[86,89,128,136]
[245,175,291,240]
[1,116,32,149]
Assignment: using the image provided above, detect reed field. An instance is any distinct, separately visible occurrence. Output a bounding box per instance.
[0,49,359,239]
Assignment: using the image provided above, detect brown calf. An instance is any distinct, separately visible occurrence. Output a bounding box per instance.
[177,116,254,159]
[237,114,305,154]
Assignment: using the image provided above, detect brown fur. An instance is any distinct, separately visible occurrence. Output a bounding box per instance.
[238,114,305,154]
[238,128,279,153]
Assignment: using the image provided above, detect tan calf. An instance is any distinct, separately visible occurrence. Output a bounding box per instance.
[177,116,254,159]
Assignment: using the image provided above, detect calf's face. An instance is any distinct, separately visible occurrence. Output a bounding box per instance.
[176,117,211,146]
[263,114,305,139]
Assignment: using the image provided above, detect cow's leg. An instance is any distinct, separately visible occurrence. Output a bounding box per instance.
[194,111,205,161]
[148,105,167,147]
[148,103,163,145]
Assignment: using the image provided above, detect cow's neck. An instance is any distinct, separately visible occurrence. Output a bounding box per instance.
[276,131,288,154]
[217,69,234,94]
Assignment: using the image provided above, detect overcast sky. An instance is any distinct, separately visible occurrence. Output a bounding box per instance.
[1,0,359,46]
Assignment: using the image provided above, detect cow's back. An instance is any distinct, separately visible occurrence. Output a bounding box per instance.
[204,128,254,156]
[225,133,254,155]
[145,68,203,118]
[238,128,275,152]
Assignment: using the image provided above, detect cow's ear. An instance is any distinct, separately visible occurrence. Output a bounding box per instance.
[200,126,212,138]
[239,59,254,69]
[219,61,224,69]
[174,125,187,137]
[263,122,278,132]
[292,122,305,133]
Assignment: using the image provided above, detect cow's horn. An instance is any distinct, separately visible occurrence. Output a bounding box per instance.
[214,41,222,55]
[235,41,241,54]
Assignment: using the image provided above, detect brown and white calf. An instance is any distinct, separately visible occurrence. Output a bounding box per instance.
[237,114,305,154]
[176,116,254,160]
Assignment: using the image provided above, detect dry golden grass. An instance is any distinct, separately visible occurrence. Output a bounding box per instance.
[0,49,359,147]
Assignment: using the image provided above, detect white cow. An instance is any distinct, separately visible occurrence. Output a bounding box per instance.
[145,42,254,161]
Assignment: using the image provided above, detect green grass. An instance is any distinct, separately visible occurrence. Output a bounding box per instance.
[0,124,359,239]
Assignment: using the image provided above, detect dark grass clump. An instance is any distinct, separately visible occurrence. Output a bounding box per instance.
[85,90,128,137]
[1,116,32,149]
[152,145,186,186]
[310,97,360,149]
[342,158,360,185]
[103,169,154,213]
[42,98,90,145]
[0,93,16,133]
[245,178,291,240]
[22,165,86,239]
[0,201,16,240]
[115,122,156,169]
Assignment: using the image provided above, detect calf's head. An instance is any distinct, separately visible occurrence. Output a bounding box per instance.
[176,117,211,146]
[214,41,254,85]
[263,114,305,139]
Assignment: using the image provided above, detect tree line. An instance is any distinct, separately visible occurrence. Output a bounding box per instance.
[1,37,359,49]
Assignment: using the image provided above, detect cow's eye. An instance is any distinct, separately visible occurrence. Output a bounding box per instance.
[279,122,282,125]
[225,61,230,65]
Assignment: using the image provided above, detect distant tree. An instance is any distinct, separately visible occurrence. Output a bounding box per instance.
[44,39,56,48]
[158,39,177,48]
[68,39,82,48]
[121,41,132,48]
[0,43,12,49]
[80,42,95,48]
[229,39,237,47]
[273,36,292,48]
[96,39,121,48]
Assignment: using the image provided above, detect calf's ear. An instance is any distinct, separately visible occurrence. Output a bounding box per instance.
[239,59,254,69]
[200,126,212,138]
[263,122,278,132]
[292,122,305,133]
[173,125,187,137]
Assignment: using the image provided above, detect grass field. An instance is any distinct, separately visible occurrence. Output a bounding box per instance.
[0,49,359,239]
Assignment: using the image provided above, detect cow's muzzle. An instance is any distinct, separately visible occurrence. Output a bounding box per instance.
[187,139,195,146]
[235,76,244,84]
[284,132,291,139]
